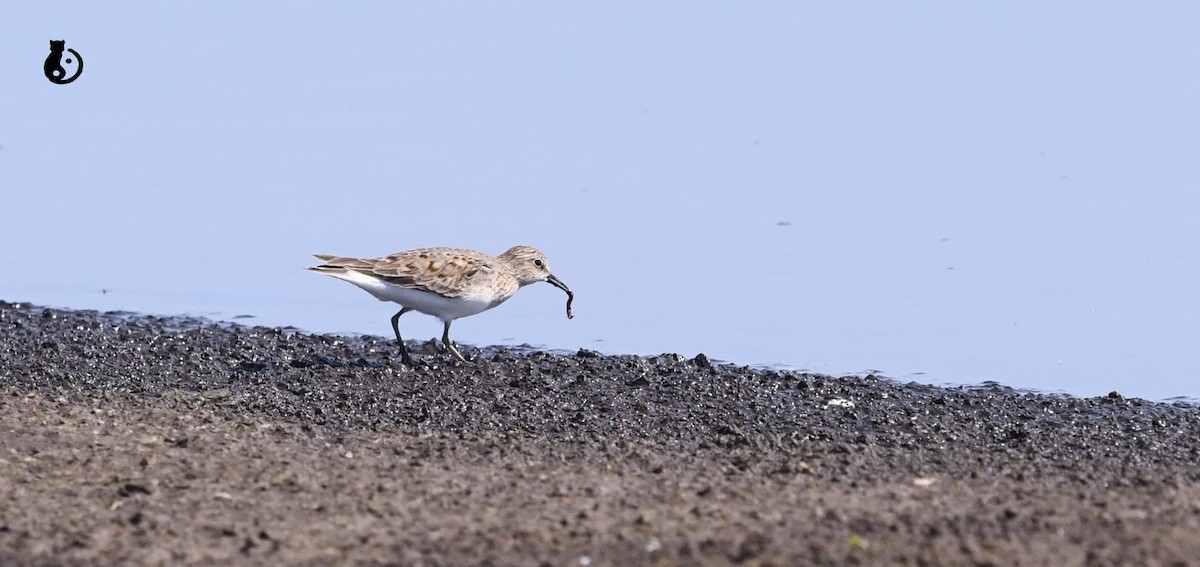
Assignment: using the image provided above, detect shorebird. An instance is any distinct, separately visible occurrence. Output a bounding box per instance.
[309,245,573,365]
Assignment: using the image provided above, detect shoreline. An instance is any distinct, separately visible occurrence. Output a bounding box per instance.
[2,301,1199,565]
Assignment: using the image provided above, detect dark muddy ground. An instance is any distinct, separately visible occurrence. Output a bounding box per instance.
[1,300,1198,566]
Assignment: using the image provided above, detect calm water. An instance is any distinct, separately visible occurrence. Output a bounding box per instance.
[3,3,1198,401]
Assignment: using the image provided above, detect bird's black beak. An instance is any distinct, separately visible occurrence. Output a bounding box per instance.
[546,274,571,293]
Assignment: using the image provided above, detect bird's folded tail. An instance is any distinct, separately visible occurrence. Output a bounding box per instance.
[308,254,377,273]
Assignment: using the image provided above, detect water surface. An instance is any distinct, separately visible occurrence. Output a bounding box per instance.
[3,3,1198,400]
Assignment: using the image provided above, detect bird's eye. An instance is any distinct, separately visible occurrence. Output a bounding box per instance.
[533,259,544,268]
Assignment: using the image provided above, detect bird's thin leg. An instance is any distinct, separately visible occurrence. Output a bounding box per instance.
[441,320,468,363]
[391,307,416,365]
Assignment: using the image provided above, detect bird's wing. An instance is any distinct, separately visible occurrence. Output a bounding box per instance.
[365,248,495,298]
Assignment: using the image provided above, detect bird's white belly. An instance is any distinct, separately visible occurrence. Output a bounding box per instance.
[327,270,496,321]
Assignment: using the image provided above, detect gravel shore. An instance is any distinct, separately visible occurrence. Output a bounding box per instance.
[2,300,1198,566]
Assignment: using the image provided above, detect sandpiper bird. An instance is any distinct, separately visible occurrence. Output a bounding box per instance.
[309,245,573,365]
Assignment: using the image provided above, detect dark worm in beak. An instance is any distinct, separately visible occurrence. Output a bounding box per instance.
[546,275,574,319]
